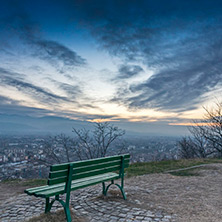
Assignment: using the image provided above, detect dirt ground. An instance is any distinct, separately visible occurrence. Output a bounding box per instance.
[0,180,29,202]
[126,163,222,222]
[1,163,222,222]
[27,210,85,222]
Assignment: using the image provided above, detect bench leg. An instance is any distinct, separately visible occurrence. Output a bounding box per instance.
[45,196,57,213]
[55,195,72,222]
[120,173,127,200]
[45,197,50,213]
[64,205,72,222]
[65,192,72,222]
[44,195,72,221]
[103,180,127,200]
[102,182,106,195]
[115,183,127,200]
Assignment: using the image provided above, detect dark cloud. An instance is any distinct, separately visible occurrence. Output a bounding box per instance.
[117,65,143,79]
[119,30,222,111]
[33,40,86,73]
[59,82,82,97]
[128,65,222,112]
[45,78,99,109]
[0,95,51,116]
[0,67,25,79]
[0,94,103,121]
[0,12,86,74]
[111,38,222,112]
[73,0,222,111]
[0,95,18,106]
[46,77,82,100]
[0,68,69,104]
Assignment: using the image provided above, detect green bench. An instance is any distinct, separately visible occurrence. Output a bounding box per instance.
[24,154,130,222]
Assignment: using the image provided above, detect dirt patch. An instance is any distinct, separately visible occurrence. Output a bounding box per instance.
[0,181,28,201]
[0,179,46,202]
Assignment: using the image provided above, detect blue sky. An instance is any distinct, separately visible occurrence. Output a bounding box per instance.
[0,0,222,135]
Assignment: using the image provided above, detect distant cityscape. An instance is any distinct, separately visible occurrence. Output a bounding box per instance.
[0,135,180,181]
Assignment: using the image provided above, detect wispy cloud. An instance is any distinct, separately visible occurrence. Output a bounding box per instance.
[125,50,222,111]
[0,95,51,116]
[59,82,82,98]
[0,11,89,113]
[0,68,69,104]
[116,64,143,79]
[48,78,86,102]
[0,13,87,74]
[33,40,86,73]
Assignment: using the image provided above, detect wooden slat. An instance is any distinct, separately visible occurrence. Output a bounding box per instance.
[25,185,49,193]
[25,183,65,195]
[73,160,129,175]
[72,165,120,180]
[50,154,130,172]
[36,173,119,198]
[48,176,67,185]
[48,165,121,185]
[49,159,129,179]
[34,186,65,198]
[70,173,119,191]
[49,169,68,179]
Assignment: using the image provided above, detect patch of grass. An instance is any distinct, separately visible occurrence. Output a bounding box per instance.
[170,169,200,177]
[126,158,222,177]
[22,178,47,186]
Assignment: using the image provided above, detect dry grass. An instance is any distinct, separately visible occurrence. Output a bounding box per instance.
[27,209,86,222]
[126,158,222,177]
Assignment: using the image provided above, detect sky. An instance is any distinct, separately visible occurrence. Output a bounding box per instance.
[0,0,222,135]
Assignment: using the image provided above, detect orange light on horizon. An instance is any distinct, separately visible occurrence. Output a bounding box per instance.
[87,118,118,123]
[169,122,217,126]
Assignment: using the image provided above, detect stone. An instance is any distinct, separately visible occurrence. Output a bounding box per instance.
[0,184,175,222]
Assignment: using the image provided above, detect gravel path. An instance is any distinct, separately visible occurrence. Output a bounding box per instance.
[1,163,222,222]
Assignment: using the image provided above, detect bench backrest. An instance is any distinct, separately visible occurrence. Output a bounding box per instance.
[48,154,130,185]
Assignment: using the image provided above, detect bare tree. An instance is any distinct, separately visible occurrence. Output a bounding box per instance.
[55,134,74,162]
[178,101,222,158]
[188,124,214,158]
[38,134,74,166]
[178,137,201,159]
[72,122,125,160]
[196,102,222,156]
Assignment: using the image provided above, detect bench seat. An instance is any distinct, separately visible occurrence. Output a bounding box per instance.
[25,172,119,198]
